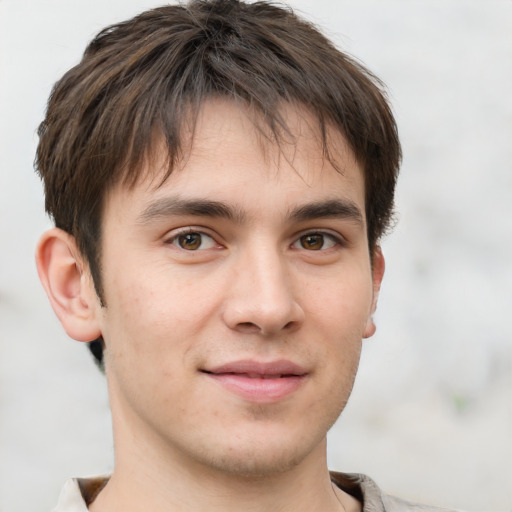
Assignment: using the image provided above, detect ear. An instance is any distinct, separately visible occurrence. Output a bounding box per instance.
[36,228,102,342]
[363,246,385,339]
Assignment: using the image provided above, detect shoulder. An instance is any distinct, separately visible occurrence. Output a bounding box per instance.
[382,493,463,512]
[54,473,464,512]
[330,471,464,512]
[53,477,109,512]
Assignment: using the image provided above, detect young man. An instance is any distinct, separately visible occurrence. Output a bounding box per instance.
[34,1,456,511]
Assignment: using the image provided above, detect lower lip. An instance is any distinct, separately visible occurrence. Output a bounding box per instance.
[205,373,305,402]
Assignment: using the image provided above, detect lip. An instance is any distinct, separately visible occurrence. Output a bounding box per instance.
[201,359,307,403]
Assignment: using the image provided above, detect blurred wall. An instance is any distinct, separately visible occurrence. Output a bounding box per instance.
[0,1,511,511]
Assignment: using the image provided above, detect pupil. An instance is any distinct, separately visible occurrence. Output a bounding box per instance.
[302,234,323,250]
[179,233,201,250]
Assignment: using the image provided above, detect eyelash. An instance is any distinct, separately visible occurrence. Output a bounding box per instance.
[165,228,345,252]
[165,228,218,251]
[291,231,345,251]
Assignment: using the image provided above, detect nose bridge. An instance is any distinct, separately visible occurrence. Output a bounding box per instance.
[224,238,303,335]
[249,240,289,302]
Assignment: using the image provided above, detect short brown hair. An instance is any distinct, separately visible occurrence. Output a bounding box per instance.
[36,0,401,302]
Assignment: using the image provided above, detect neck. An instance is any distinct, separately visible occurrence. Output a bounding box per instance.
[91,442,349,512]
[90,434,359,511]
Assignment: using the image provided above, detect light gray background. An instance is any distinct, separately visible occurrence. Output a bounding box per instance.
[0,1,511,511]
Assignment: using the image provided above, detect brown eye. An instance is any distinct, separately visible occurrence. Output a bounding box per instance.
[292,232,339,251]
[178,233,202,250]
[300,234,325,250]
[172,232,216,251]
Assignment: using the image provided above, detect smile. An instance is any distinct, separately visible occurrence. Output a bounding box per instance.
[201,360,307,403]
[231,373,291,379]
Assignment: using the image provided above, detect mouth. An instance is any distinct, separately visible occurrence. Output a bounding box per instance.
[201,360,307,402]
[203,372,299,379]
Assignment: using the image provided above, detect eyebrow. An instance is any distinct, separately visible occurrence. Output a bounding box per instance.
[137,196,363,226]
[137,197,246,224]
[288,199,364,226]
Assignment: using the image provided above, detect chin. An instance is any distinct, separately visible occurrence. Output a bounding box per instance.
[185,421,328,479]
[198,444,310,478]
[176,389,349,478]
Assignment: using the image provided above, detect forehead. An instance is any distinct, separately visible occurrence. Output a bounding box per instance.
[108,99,365,219]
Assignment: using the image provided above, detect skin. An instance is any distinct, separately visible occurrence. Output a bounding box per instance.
[37,100,384,512]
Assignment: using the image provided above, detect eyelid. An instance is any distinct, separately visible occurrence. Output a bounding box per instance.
[291,229,347,250]
[164,226,222,250]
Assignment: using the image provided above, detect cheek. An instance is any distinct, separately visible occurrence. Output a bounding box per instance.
[99,270,171,365]
[306,269,374,331]
[302,269,371,390]
[100,265,219,366]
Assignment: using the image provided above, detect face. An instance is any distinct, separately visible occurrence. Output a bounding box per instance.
[94,100,382,478]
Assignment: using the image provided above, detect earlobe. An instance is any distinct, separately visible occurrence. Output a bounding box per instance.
[36,228,102,342]
[363,247,385,339]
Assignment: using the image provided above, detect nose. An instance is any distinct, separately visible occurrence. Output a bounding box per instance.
[221,245,305,337]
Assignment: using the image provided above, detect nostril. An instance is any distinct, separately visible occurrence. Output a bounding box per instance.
[236,322,260,334]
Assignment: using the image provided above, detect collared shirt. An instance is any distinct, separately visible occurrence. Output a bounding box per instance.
[53,472,461,512]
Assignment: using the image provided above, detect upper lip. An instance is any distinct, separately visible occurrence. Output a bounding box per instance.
[203,359,307,377]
